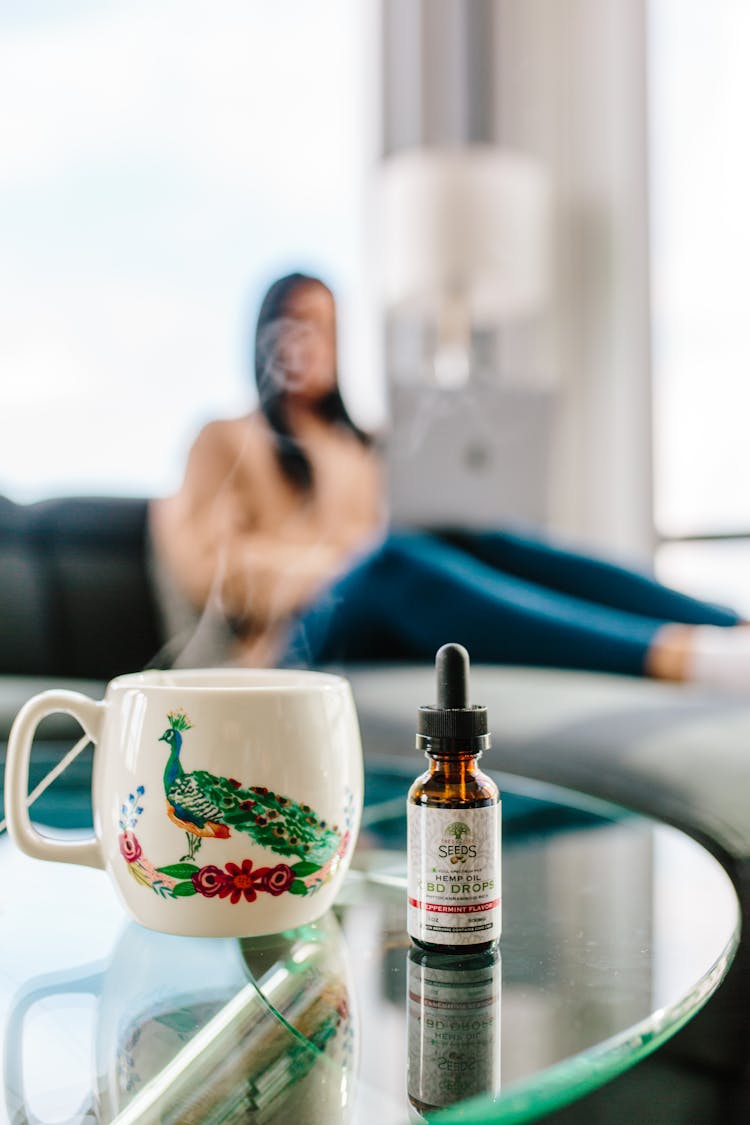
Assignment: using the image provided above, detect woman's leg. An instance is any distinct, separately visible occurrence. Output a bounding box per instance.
[281,532,671,676]
[440,528,740,627]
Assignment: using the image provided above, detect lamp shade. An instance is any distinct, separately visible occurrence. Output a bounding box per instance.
[380,146,552,326]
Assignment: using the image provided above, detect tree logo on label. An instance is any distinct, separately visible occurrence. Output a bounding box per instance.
[445,822,471,841]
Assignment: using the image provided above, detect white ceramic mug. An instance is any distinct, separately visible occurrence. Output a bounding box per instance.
[5,669,363,937]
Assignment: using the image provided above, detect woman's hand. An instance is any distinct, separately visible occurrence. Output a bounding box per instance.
[217,535,345,629]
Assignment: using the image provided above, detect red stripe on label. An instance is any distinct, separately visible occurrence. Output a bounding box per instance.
[408,991,498,1010]
[408,897,500,914]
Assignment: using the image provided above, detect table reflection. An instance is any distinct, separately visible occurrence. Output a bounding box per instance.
[0,766,739,1125]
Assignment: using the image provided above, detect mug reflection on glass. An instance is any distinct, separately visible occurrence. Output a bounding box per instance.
[4,924,246,1124]
[5,914,355,1125]
[406,946,501,1116]
[112,913,356,1124]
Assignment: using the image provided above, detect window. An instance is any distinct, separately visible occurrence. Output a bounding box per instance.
[649,0,750,613]
[0,1,379,502]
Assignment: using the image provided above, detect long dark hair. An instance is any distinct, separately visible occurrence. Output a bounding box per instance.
[253,272,371,492]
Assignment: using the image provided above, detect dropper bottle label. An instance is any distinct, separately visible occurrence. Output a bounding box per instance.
[407,644,501,950]
[408,805,500,945]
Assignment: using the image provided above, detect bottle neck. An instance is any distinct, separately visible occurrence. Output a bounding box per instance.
[425,749,482,781]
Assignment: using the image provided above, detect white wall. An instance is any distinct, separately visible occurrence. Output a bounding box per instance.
[381,0,655,561]
[494,0,655,559]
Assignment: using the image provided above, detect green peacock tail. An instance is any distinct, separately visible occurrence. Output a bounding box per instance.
[167,710,193,732]
[189,771,340,863]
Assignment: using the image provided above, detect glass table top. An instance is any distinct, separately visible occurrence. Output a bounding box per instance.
[0,760,739,1124]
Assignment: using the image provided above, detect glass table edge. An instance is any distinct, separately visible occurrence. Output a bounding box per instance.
[427,918,740,1125]
[106,858,740,1125]
[10,761,740,1125]
[362,758,743,1125]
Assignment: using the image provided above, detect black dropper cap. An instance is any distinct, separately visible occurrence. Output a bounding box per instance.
[417,643,491,753]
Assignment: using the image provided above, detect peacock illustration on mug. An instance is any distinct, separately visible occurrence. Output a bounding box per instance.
[158,710,341,864]
[118,710,350,904]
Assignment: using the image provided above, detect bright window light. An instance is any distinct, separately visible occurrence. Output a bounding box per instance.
[650,0,750,608]
[0,1,378,502]
[650,0,750,539]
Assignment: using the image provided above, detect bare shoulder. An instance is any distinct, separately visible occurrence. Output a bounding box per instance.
[151,415,266,541]
[186,415,258,472]
[190,417,241,461]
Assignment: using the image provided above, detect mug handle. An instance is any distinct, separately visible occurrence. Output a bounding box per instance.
[5,690,105,868]
[4,964,104,1125]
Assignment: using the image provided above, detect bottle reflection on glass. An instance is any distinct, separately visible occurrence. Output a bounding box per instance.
[407,946,501,1117]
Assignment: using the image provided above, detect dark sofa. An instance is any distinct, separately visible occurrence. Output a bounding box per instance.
[1,495,749,1122]
[0,495,161,679]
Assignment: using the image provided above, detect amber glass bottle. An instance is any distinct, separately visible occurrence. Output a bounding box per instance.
[407,643,501,953]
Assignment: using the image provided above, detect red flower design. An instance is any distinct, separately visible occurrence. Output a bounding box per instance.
[218,859,265,904]
[262,863,295,896]
[192,864,229,898]
[119,831,142,863]
[188,858,298,905]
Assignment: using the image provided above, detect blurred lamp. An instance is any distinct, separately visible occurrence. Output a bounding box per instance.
[380,145,552,386]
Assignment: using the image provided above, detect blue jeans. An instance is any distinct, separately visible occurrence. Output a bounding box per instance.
[280,529,740,676]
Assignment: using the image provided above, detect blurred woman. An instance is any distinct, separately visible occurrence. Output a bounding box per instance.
[150,272,749,691]
[150,273,383,667]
